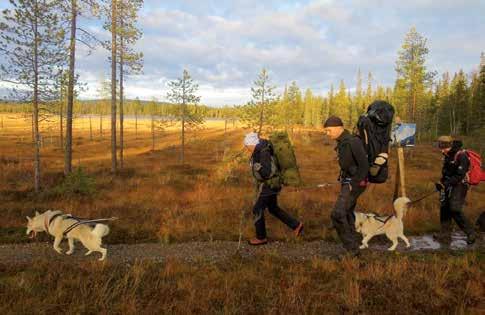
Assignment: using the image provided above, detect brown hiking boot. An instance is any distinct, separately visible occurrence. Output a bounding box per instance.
[248,238,268,246]
[294,223,304,237]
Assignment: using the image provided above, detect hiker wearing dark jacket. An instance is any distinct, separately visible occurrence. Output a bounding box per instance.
[244,132,303,246]
[324,116,369,256]
[435,136,476,245]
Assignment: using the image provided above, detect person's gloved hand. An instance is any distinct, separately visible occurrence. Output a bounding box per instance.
[358,179,368,187]
[350,179,368,191]
[435,182,445,192]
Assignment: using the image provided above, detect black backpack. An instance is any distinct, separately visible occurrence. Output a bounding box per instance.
[355,100,395,183]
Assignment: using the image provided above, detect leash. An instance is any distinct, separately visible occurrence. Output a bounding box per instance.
[285,182,340,192]
[408,190,437,206]
[62,217,119,237]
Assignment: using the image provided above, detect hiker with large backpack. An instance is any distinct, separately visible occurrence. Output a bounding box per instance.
[355,100,395,184]
[324,116,369,257]
[434,136,483,245]
[243,132,304,246]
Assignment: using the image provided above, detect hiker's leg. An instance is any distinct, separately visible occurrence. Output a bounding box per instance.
[267,194,299,230]
[348,187,366,245]
[331,184,358,251]
[439,190,453,238]
[253,195,268,240]
[449,184,475,238]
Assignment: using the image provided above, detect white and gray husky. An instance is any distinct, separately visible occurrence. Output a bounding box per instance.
[26,210,110,260]
[354,197,411,251]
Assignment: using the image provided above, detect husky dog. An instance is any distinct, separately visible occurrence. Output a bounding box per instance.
[354,197,411,251]
[26,210,110,260]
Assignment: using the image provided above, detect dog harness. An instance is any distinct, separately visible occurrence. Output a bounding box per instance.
[372,214,394,224]
[44,213,117,237]
[44,213,64,234]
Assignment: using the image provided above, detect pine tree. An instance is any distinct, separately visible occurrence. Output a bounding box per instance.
[166,69,202,163]
[250,68,275,135]
[395,27,435,123]
[327,84,335,116]
[108,0,117,173]
[365,72,373,106]
[355,69,364,115]
[334,80,350,125]
[117,0,143,169]
[0,0,66,192]
[303,88,313,127]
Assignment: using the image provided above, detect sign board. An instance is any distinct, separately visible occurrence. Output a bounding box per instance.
[392,123,416,147]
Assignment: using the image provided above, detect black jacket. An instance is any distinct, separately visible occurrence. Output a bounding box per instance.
[250,139,281,195]
[336,130,369,186]
[441,141,470,187]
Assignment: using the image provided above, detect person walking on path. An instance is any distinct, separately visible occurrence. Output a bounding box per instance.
[244,132,303,246]
[323,116,369,256]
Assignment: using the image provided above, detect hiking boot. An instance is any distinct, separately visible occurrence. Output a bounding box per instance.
[248,238,268,246]
[294,223,304,237]
[466,234,476,245]
[433,232,452,244]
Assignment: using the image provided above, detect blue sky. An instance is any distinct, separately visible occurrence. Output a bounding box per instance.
[1,0,484,106]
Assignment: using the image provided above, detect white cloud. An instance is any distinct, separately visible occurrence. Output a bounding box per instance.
[1,0,482,106]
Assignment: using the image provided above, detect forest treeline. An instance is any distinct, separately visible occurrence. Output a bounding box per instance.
[2,29,484,142]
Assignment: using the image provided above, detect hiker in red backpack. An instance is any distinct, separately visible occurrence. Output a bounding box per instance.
[434,136,476,245]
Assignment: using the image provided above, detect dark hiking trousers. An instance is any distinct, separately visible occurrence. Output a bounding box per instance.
[253,193,300,240]
[440,183,475,237]
[331,184,366,251]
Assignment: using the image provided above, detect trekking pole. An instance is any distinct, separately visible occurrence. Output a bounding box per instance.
[237,207,245,250]
[238,184,263,250]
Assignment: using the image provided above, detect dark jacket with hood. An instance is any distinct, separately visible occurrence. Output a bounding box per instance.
[250,139,281,196]
[441,140,470,187]
[336,129,369,187]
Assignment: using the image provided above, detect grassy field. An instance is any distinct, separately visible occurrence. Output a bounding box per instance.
[0,113,484,314]
[1,113,484,244]
[0,252,483,314]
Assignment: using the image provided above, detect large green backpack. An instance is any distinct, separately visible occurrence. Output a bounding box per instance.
[269,131,302,187]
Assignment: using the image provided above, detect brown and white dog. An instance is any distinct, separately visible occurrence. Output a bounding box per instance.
[354,197,411,251]
[26,210,110,260]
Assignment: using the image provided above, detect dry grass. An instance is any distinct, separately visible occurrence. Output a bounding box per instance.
[0,252,483,314]
[1,114,484,314]
[0,113,484,244]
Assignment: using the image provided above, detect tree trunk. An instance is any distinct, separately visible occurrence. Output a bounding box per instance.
[151,115,155,151]
[111,0,117,173]
[33,2,40,192]
[135,110,138,139]
[59,73,64,148]
[181,102,185,164]
[119,35,124,169]
[64,0,77,175]
[258,87,265,135]
[99,112,103,138]
[89,115,93,141]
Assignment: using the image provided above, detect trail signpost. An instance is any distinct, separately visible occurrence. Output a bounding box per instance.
[392,119,416,199]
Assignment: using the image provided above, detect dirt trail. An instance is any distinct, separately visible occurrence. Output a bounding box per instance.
[0,233,482,264]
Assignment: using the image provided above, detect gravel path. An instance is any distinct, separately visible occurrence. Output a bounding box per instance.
[0,234,482,265]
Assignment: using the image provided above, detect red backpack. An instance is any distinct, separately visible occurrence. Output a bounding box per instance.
[455,150,485,185]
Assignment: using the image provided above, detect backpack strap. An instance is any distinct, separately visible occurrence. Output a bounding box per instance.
[453,149,467,162]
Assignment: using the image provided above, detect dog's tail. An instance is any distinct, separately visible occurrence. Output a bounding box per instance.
[394,197,411,220]
[91,224,110,238]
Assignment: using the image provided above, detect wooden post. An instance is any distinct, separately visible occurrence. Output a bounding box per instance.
[397,147,406,197]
